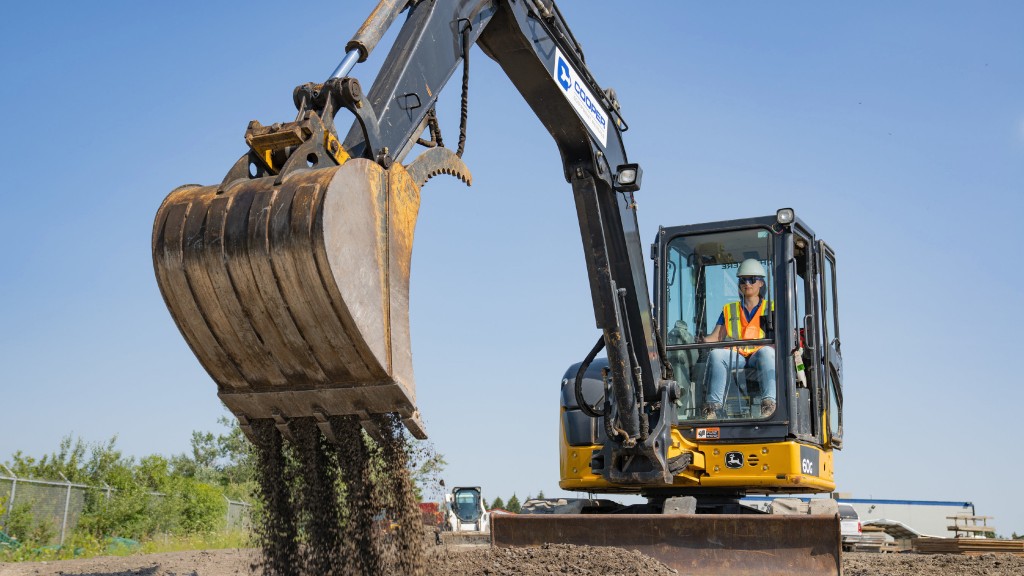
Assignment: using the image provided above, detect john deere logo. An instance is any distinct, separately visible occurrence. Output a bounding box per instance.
[725,451,743,469]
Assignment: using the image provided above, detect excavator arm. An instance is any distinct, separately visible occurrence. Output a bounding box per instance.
[340,0,675,484]
[154,0,675,486]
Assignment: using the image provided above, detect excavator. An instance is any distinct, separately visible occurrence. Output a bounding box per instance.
[151,0,845,574]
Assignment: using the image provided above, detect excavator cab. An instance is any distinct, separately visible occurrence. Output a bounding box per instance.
[559,209,844,495]
[658,208,844,446]
[543,210,845,574]
[660,208,844,440]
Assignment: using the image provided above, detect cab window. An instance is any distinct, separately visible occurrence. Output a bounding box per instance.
[664,228,775,422]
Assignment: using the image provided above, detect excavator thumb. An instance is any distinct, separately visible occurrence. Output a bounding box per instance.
[152,158,442,439]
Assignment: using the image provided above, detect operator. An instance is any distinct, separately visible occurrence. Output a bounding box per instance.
[701,259,776,419]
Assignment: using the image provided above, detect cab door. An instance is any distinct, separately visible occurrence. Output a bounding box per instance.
[790,227,821,442]
[818,241,843,448]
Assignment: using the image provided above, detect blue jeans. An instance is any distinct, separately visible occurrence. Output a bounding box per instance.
[705,347,776,406]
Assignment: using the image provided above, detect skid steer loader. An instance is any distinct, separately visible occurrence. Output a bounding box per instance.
[153,1,845,573]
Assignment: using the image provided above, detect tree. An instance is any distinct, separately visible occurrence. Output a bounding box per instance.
[490,496,505,510]
[135,455,172,493]
[6,435,135,488]
[406,439,447,502]
[506,493,521,514]
[537,490,545,499]
[190,431,220,472]
[7,436,88,482]
[172,414,256,498]
[86,437,133,488]
[168,479,227,534]
[4,433,230,541]
[214,415,255,486]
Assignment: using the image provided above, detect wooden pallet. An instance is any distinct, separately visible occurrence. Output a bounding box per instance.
[947,514,996,537]
[912,537,1024,555]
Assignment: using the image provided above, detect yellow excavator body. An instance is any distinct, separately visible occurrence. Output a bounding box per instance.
[560,425,836,493]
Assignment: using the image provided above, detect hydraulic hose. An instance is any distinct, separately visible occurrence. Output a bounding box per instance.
[575,335,606,418]
[617,288,648,441]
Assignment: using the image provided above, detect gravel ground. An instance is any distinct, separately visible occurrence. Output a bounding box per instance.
[2,547,1024,576]
[842,551,1024,576]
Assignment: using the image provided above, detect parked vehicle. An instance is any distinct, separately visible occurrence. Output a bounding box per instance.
[839,504,862,551]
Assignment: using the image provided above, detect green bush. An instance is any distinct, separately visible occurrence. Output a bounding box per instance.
[3,501,38,544]
[2,415,443,554]
[77,487,160,540]
[170,479,227,534]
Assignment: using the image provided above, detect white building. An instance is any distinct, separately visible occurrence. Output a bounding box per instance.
[743,496,977,537]
[840,498,975,538]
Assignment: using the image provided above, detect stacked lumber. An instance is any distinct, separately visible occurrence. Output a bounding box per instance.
[947,514,996,537]
[852,532,888,552]
[912,537,1024,555]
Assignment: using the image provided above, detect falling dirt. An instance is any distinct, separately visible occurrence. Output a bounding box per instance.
[250,418,298,575]
[249,413,425,576]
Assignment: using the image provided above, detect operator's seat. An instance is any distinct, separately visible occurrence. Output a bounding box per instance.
[724,366,764,418]
[694,351,765,419]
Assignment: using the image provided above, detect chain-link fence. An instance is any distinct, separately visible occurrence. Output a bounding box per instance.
[0,470,251,545]
[225,497,252,532]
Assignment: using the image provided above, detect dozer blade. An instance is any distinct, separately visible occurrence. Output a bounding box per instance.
[152,158,426,438]
[491,514,841,576]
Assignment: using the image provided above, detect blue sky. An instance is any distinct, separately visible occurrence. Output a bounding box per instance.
[2,1,1022,535]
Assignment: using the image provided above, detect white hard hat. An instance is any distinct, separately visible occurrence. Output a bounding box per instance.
[737,259,766,278]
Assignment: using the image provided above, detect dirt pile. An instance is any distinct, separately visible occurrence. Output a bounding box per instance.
[249,413,425,576]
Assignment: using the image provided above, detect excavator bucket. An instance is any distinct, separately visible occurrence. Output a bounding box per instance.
[491,514,842,576]
[152,158,427,438]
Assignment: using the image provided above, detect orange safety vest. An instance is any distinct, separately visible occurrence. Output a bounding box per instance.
[722,299,773,357]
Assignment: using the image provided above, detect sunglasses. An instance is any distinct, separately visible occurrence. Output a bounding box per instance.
[738,277,763,285]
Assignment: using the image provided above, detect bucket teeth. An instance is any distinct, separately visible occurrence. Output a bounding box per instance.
[313,408,338,444]
[272,412,297,443]
[153,159,427,439]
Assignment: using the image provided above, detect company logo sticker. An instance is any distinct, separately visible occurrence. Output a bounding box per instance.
[552,47,608,147]
[725,451,744,469]
[695,427,720,440]
[556,59,571,91]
